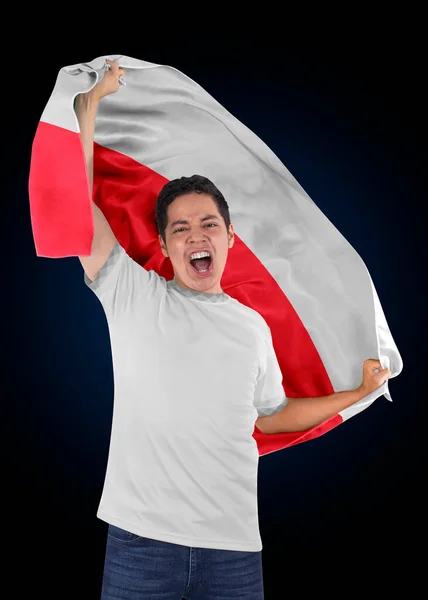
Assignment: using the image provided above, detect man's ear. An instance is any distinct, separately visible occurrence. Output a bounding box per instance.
[159,235,169,258]
[228,224,235,249]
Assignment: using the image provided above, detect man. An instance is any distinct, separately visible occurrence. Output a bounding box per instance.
[74,60,391,599]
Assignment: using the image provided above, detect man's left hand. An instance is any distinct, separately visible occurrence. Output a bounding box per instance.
[358,358,391,397]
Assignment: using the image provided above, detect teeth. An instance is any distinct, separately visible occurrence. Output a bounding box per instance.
[190,251,210,260]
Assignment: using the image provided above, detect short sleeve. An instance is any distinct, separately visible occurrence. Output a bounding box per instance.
[84,241,163,315]
[254,326,288,417]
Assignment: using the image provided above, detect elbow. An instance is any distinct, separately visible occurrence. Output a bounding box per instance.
[255,415,286,435]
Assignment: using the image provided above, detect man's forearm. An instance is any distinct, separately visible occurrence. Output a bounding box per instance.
[256,388,364,435]
[74,93,99,193]
[255,359,390,435]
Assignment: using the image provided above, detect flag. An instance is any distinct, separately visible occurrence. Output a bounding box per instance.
[28,54,403,457]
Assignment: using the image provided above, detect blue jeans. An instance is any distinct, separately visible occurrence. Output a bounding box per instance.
[101,524,264,599]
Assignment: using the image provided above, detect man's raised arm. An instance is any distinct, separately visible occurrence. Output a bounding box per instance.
[74,59,125,282]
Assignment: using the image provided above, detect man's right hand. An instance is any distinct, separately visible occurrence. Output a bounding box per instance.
[88,59,125,102]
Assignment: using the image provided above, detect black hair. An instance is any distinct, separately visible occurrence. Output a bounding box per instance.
[156,174,231,240]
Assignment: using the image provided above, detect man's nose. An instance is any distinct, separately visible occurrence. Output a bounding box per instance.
[189,229,208,243]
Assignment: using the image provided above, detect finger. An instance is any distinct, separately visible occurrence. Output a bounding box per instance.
[375,368,391,382]
[104,61,126,85]
[366,358,383,374]
[380,370,391,384]
[105,60,122,73]
[117,67,126,86]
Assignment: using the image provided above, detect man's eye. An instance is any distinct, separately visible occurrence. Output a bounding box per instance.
[173,228,186,233]
[204,223,216,228]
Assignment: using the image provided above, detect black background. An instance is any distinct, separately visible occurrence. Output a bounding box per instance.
[7,25,426,599]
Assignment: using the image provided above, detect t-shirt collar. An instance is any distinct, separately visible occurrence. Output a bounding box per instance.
[168,279,229,304]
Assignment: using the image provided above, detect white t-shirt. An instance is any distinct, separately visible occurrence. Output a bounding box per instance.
[85,242,288,551]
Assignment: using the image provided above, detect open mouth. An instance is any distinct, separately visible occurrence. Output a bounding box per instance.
[189,251,213,277]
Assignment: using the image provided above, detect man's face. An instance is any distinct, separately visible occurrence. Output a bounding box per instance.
[159,193,235,294]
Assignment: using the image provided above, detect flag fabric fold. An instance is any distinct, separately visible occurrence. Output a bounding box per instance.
[28,54,403,456]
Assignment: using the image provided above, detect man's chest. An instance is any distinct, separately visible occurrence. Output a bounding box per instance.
[109,302,266,406]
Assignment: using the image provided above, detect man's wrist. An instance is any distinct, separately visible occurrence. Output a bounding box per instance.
[355,384,368,401]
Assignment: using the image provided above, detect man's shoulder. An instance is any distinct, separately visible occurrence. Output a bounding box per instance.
[227,296,270,332]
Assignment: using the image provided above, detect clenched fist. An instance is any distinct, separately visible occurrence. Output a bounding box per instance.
[358,358,391,397]
[90,59,126,101]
